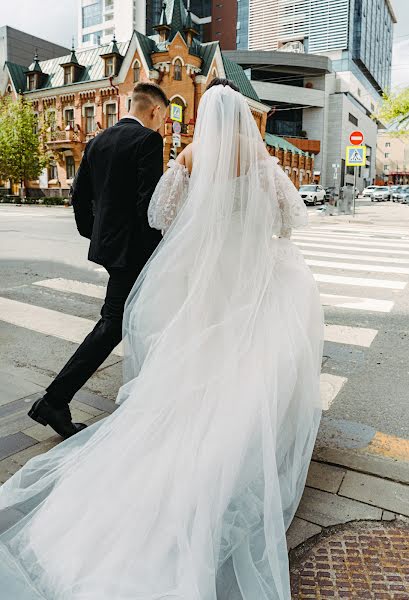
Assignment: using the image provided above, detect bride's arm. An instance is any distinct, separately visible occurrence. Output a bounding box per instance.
[148,152,190,233]
[273,161,308,239]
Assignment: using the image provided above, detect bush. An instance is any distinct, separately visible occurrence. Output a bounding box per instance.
[42,196,70,205]
[0,195,69,205]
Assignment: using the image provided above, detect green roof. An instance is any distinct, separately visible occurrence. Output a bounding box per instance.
[265,132,307,156]
[5,61,26,93]
[135,31,156,69]
[198,42,218,76]
[24,40,129,91]
[222,55,260,103]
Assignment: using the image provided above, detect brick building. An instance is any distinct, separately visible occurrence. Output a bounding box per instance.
[1,0,312,195]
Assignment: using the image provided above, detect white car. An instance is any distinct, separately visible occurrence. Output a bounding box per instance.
[299,185,326,206]
[362,185,378,198]
[370,186,391,202]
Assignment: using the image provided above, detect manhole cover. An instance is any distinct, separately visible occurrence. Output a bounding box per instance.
[290,521,409,599]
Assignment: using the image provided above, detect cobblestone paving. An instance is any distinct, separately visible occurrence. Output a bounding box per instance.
[290,521,409,599]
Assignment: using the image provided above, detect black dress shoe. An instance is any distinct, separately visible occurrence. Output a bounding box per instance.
[28,398,87,439]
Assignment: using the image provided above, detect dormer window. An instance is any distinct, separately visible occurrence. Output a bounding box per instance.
[174,59,182,81]
[64,67,73,85]
[28,74,36,91]
[105,57,115,77]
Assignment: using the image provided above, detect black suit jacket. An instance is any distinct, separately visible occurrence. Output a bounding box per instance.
[71,118,163,270]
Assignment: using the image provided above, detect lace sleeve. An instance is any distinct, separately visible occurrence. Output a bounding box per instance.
[148,159,190,232]
[272,159,308,239]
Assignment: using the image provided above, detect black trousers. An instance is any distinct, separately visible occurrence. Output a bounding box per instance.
[45,267,140,408]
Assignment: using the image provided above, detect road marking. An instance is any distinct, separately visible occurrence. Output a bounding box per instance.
[0,297,123,356]
[321,294,393,313]
[306,226,409,237]
[34,278,395,315]
[324,324,378,347]
[314,273,406,290]
[294,233,409,249]
[365,431,409,462]
[296,241,409,257]
[306,259,409,275]
[34,278,106,299]
[302,249,409,265]
[320,373,348,410]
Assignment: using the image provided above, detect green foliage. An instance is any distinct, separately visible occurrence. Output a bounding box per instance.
[0,95,51,187]
[376,88,409,134]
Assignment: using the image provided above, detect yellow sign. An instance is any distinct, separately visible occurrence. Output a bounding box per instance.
[170,103,183,123]
[346,145,366,167]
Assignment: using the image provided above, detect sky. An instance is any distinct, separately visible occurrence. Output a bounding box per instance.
[1,0,408,89]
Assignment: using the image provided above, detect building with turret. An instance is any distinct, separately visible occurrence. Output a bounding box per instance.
[1,0,315,196]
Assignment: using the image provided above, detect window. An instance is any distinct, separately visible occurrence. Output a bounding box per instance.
[65,109,75,128]
[85,106,95,133]
[106,103,117,127]
[104,13,113,21]
[82,31,102,44]
[82,1,102,28]
[357,88,361,97]
[133,62,140,83]
[385,142,391,148]
[173,59,182,81]
[66,156,76,180]
[48,111,57,131]
[384,164,389,171]
[49,161,58,180]
[28,74,36,91]
[64,68,72,85]
[33,114,39,135]
[105,56,115,77]
[385,153,389,158]
[348,113,358,126]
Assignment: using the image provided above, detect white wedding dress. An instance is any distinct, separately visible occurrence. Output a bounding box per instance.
[0,86,323,600]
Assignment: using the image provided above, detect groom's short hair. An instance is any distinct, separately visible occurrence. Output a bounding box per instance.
[131,83,169,110]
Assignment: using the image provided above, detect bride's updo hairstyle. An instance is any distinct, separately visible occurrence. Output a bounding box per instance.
[205,77,240,93]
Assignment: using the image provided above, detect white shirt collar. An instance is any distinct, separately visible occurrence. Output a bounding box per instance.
[123,115,144,127]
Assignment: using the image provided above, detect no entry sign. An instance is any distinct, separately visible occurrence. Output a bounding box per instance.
[350,130,364,145]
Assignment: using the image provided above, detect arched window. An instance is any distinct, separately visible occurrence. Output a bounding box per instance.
[133,61,141,83]
[173,59,182,81]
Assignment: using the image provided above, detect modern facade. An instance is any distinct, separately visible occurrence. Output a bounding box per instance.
[376,132,409,185]
[226,49,378,189]
[78,0,146,48]
[243,0,396,96]
[0,26,69,93]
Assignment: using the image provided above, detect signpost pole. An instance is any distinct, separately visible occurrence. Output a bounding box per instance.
[353,168,357,217]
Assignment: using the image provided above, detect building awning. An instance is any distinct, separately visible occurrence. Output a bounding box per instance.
[264,133,308,156]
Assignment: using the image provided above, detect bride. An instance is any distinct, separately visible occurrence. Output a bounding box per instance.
[0,80,323,599]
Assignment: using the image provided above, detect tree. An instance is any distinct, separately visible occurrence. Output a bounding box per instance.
[376,88,409,134]
[0,95,50,197]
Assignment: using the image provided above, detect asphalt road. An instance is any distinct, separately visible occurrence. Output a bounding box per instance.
[0,200,408,442]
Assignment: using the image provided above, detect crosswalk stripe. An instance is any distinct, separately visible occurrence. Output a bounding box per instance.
[320,373,348,410]
[0,294,377,350]
[324,324,378,347]
[34,278,106,299]
[308,226,409,237]
[302,249,409,265]
[294,233,409,249]
[0,297,123,356]
[314,273,407,290]
[306,258,409,275]
[321,294,393,313]
[35,278,396,314]
[296,241,409,257]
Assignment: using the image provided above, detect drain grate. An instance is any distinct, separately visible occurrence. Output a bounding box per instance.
[290,521,409,599]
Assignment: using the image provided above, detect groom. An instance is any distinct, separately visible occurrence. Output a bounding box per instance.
[28,82,169,438]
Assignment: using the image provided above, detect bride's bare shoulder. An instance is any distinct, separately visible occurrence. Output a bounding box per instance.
[176,143,193,174]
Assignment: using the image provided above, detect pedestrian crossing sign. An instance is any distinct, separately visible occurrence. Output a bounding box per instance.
[170,103,183,122]
[346,145,366,167]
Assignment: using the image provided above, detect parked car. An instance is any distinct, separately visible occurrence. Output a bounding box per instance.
[361,185,378,198]
[393,185,409,202]
[390,185,402,201]
[370,186,391,202]
[400,188,409,204]
[299,184,326,205]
